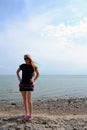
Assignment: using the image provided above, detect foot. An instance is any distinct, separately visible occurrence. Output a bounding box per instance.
[24,115,30,120]
[28,116,33,120]
[24,115,33,120]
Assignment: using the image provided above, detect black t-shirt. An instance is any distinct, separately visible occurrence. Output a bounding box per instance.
[20,64,34,84]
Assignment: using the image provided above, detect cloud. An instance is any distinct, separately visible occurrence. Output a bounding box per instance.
[1,16,87,61]
[43,17,87,38]
[0,11,53,66]
[0,1,87,74]
[42,17,87,49]
[39,17,87,73]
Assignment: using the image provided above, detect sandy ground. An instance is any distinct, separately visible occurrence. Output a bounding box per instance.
[0,98,87,130]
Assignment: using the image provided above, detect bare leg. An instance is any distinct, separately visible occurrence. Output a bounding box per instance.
[27,91,33,116]
[21,91,29,116]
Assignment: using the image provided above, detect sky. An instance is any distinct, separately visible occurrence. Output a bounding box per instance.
[0,0,87,75]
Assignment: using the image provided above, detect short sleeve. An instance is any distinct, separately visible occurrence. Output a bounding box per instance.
[19,64,24,70]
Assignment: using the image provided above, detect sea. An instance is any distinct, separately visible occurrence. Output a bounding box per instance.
[0,75,87,101]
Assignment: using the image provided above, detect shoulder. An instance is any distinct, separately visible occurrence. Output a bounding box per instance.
[29,64,37,71]
[20,63,26,69]
[29,64,34,70]
[20,63,25,67]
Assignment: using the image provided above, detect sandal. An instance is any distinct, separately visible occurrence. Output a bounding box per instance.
[24,115,30,120]
[28,116,33,120]
[24,115,33,120]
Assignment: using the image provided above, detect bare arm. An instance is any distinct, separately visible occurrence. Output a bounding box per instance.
[33,67,39,82]
[16,67,21,82]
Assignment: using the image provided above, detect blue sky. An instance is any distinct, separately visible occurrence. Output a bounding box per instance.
[0,0,87,75]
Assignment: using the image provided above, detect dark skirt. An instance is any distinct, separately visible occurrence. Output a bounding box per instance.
[19,83,34,91]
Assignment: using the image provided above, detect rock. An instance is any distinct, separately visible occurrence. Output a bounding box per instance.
[11,103,17,106]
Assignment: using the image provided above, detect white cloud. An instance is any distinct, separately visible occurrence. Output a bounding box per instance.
[43,17,87,38]
[0,8,87,74]
[39,18,87,73]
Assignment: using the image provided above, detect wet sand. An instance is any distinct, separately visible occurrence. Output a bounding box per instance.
[0,98,87,130]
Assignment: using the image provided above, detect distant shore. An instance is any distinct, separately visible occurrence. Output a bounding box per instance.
[0,98,87,130]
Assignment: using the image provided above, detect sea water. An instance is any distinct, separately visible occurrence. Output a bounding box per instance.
[0,75,87,101]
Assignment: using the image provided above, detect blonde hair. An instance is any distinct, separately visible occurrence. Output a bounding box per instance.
[24,54,37,71]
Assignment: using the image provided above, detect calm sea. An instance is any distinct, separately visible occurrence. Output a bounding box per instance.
[0,75,87,101]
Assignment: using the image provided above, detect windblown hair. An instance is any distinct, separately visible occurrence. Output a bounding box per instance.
[24,54,37,71]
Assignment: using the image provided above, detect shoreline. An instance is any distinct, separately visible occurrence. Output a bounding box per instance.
[0,98,87,130]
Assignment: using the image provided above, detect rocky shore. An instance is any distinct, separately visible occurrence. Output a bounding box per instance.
[0,98,87,130]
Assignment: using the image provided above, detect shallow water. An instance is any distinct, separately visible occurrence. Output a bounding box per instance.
[0,75,87,101]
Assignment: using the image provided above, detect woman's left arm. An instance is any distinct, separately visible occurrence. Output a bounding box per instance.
[33,67,39,82]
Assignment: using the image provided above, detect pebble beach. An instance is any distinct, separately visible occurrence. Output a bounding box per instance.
[0,98,87,130]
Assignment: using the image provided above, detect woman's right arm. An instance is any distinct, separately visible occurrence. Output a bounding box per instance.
[16,67,21,82]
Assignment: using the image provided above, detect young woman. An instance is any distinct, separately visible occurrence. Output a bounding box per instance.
[16,54,39,120]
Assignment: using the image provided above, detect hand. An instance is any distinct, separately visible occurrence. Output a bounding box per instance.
[18,77,22,83]
[30,79,34,83]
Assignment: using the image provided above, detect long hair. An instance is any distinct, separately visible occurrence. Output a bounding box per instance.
[24,54,37,71]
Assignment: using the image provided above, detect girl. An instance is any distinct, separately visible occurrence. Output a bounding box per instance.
[16,54,39,120]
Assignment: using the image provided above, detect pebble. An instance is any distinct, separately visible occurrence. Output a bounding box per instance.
[0,98,87,130]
